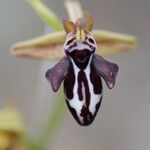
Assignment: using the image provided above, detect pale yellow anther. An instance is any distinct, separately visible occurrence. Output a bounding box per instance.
[76,28,85,40]
[81,29,85,40]
[76,27,81,40]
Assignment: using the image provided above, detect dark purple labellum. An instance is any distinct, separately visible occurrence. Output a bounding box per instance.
[64,60,103,126]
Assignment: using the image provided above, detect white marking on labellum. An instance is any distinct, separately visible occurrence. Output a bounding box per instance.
[68,59,83,122]
[67,56,102,123]
[84,57,102,115]
[69,41,91,52]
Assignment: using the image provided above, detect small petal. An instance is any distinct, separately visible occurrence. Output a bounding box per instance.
[63,19,76,34]
[83,11,93,31]
[46,56,70,92]
[93,54,119,89]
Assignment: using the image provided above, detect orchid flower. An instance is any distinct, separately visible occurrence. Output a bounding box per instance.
[10,0,136,126]
[9,0,137,147]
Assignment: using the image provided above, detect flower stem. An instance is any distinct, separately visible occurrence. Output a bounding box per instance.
[26,0,63,31]
[37,88,65,148]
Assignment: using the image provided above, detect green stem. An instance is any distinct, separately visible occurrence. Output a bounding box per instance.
[26,0,63,31]
[21,134,43,150]
[37,89,65,148]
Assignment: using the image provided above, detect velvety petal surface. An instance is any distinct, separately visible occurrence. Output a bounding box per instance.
[93,54,119,89]
[45,56,70,92]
